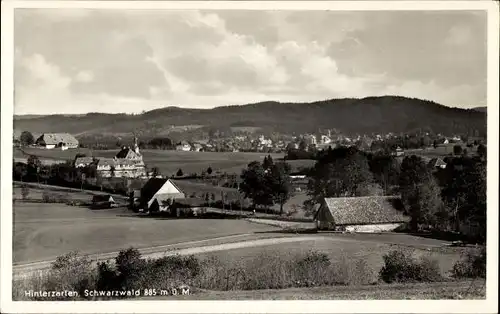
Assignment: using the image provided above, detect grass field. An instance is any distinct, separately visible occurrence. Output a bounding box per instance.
[198,234,470,282]
[14,147,295,175]
[13,201,279,264]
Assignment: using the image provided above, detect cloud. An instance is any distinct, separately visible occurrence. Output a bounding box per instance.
[445,25,474,46]
[13,9,487,114]
[75,70,94,83]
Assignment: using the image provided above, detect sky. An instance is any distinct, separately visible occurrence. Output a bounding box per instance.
[14,9,487,115]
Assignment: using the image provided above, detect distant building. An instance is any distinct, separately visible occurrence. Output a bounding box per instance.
[176,141,192,151]
[74,156,95,168]
[392,146,404,157]
[191,143,203,152]
[314,196,409,232]
[304,134,317,146]
[428,158,447,170]
[35,133,79,149]
[320,135,331,144]
[82,136,146,178]
[91,195,116,209]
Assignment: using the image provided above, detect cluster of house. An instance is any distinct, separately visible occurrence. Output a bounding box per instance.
[75,138,147,178]
[117,175,411,233]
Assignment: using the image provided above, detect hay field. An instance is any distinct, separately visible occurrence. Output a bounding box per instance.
[198,234,469,282]
[14,148,290,175]
[13,202,278,264]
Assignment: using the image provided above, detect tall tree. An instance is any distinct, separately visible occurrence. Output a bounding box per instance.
[27,155,41,182]
[20,131,35,146]
[307,147,373,203]
[240,161,273,208]
[298,140,307,151]
[399,155,442,231]
[453,145,463,156]
[262,155,274,170]
[266,162,292,215]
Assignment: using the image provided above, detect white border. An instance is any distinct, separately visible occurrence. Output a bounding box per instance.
[1,1,499,313]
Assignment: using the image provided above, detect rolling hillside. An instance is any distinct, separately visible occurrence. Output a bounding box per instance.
[13,96,486,139]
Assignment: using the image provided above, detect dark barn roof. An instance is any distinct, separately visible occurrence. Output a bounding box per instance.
[36,133,79,146]
[319,196,408,225]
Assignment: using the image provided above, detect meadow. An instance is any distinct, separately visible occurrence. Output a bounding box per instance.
[13,200,278,264]
[14,147,310,175]
[198,234,470,283]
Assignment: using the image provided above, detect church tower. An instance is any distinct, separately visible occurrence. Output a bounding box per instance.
[133,135,140,155]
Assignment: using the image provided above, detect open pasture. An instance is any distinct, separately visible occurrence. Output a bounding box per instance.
[13,201,278,264]
[15,147,291,175]
[198,234,470,281]
[405,144,478,158]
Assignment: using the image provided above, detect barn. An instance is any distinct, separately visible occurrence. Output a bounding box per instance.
[314,196,409,232]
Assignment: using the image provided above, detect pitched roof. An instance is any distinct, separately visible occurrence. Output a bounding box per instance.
[36,133,79,145]
[428,158,447,168]
[321,196,408,225]
[74,157,95,165]
[140,178,169,202]
[116,147,141,159]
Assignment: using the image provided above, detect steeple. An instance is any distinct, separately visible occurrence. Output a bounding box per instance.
[134,135,140,155]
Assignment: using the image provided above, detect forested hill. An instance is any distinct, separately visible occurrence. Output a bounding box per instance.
[14,96,486,137]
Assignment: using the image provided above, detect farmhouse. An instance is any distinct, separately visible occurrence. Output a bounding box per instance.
[428,157,447,170]
[314,196,409,232]
[35,133,79,150]
[91,194,116,209]
[176,141,192,151]
[74,156,95,168]
[139,178,186,212]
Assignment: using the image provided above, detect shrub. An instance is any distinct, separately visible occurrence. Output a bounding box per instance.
[379,249,442,283]
[42,191,69,203]
[451,247,486,279]
[47,251,97,298]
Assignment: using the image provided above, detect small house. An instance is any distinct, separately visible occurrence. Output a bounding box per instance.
[428,158,447,170]
[91,195,116,209]
[314,196,409,232]
[74,156,95,168]
[176,141,192,151]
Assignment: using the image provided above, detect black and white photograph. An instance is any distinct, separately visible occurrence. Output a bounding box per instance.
[1,1,498,313]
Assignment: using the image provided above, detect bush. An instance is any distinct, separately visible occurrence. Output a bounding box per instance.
[46,251,97,298]
[379,249,442,283]
[451,247,486,279]
[42,191,69,203]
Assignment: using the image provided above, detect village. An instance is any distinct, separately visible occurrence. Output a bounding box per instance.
[6,5,492,304]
